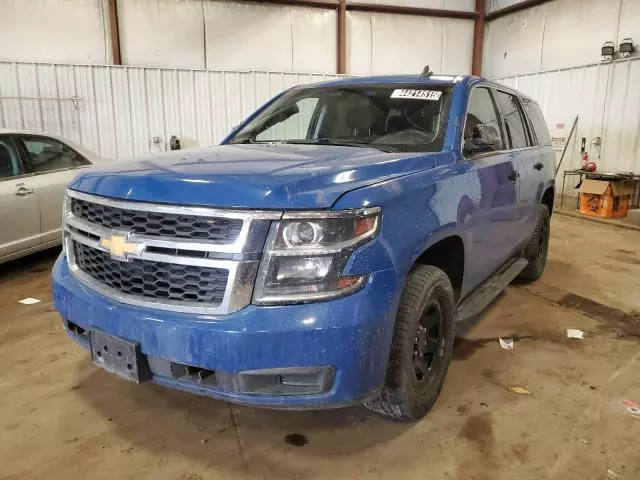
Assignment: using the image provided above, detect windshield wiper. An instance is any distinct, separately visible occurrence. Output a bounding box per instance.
[282,138,399,153]
[228,138,283,145]
[227,136,253,144]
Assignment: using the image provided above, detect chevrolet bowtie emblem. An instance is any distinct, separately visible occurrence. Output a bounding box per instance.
[99,234,144,260]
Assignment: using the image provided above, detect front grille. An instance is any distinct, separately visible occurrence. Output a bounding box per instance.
[73,242,228,305]
[64,190,274,314]
[70,197,243,242]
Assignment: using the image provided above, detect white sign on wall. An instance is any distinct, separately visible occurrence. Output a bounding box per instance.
[551,137,566,151]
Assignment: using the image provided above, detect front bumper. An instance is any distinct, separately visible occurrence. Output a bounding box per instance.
[52,254,400,408]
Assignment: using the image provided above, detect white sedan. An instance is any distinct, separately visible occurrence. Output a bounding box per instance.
[0,129,106,264]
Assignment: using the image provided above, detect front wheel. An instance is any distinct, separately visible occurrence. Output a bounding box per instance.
[365,265,455,421]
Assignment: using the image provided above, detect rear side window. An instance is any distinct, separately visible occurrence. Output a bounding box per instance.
[522,99,551,146]
[493,90,531,149]
[20,137,89,173]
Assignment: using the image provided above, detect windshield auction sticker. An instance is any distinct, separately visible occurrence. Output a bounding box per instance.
[390,89,442,101]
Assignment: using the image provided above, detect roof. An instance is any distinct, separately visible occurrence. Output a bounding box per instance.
[298,74,538,103]
[0,128,51,136]
[306,74,480,89]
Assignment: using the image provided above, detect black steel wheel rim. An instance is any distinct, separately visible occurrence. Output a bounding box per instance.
[538,220,549,259]
[412,300,445,393]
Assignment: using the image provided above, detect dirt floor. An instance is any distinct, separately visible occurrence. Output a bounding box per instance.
[1,214,639,480]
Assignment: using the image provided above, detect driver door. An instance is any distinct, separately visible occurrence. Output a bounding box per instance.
[459,87,521,290]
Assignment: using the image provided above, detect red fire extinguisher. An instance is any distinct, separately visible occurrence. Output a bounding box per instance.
[580,137,597,172]
[581,151,597,172]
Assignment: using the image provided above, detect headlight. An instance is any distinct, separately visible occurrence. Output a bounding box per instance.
[253,207,381,304]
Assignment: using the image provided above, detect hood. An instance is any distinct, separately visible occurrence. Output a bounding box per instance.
[69,144,440,209]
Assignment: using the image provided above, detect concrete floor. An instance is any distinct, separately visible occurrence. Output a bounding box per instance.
[1,214,639,480]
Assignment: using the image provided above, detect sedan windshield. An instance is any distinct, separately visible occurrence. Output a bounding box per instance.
[227,85,452,153]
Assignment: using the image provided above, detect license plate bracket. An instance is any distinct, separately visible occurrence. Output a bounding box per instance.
[89,329,151,382]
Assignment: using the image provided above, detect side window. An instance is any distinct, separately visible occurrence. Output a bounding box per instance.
[493,91,531,149]
[20,137,89,174]
[256,97,321,141]
[463,87,505,157]
[522,99,551,146]
[0,138,24,179]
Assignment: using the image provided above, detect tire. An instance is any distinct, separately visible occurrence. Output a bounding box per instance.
[517,204,551,282]
[365,265,456,421]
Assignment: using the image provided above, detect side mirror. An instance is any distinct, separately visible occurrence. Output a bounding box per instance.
[235,104,301,143]
[260,104,300,131]
[464,124,501,155]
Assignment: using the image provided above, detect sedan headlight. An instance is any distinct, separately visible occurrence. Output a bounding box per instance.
[253,207,381,304]
[61,192,71,253]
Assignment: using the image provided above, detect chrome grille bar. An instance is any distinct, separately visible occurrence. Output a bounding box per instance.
[63,189,282,316]
[67,189,281,254]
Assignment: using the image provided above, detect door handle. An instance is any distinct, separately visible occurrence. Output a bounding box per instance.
[508,171,520,182]
[14,186,35,197]
[534,162,544,170]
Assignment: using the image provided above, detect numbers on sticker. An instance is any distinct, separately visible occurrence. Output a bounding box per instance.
[390,89,442,101]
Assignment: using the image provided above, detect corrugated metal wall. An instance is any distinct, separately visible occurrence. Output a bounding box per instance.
[118,0,338,73]
[347,12,473,75]
[496,57,640,195]
[0,62,343,160]
[2,0,475,75]
[484,0,640,79]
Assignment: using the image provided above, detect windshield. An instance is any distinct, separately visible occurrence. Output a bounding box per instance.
[227,85,453,153]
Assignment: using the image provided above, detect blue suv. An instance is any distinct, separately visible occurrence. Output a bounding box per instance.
[52,74,554,420]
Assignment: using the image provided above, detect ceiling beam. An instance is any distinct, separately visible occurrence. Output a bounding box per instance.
[244,0,477,20]
[346,2,477,20]
[236,0,339,9]
[485,0,555,21]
